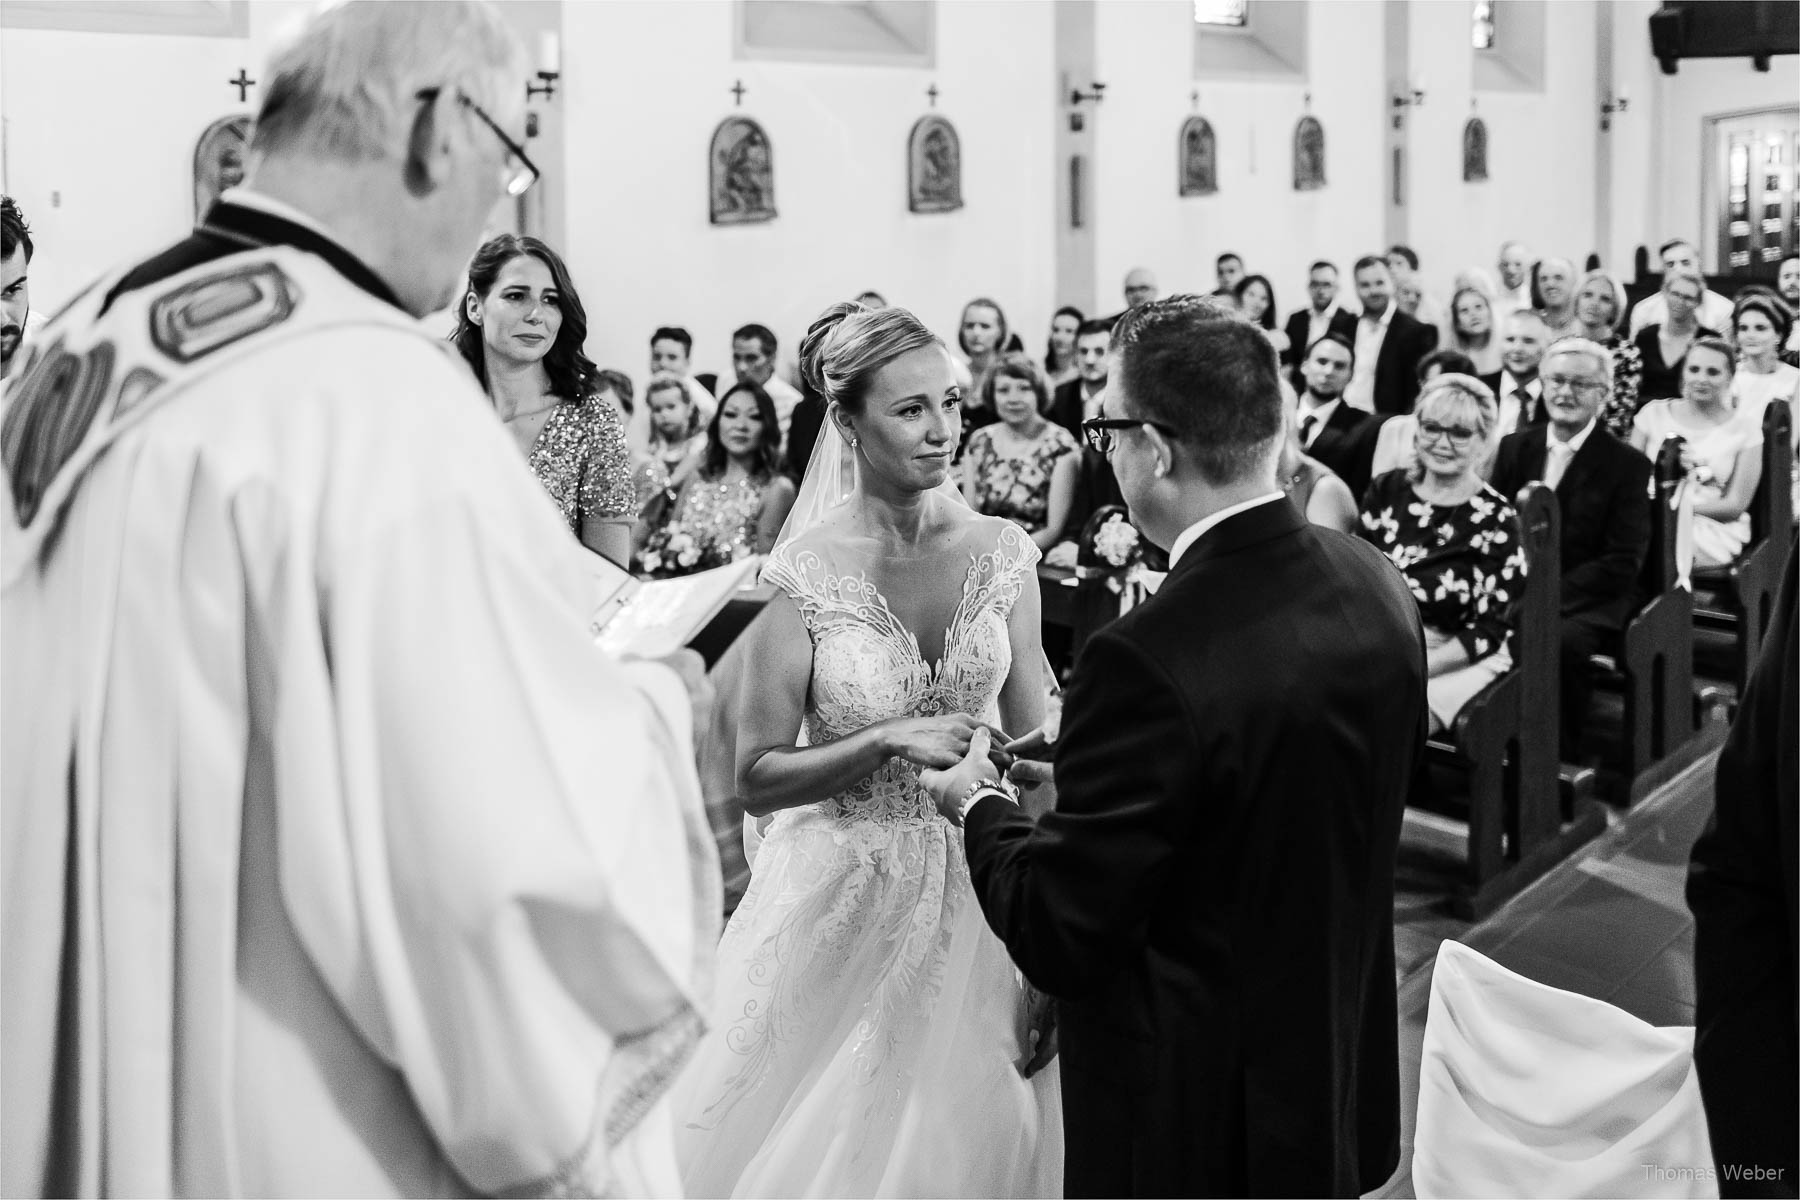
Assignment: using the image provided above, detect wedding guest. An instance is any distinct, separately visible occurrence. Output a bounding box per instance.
[1044,304,1085,387]
[593,367,669,516]
[452,233,635,563]
[1283,259,1355,369]
[638,380,796,576]
[1534,256,1581,339]
[1779,254,1800,357]
[1,195,37,380]
[1447,284,1503,375]
[1629,238,1736,336]
[1634,271,1720,401]
[1297,332,1381,499]
[732,322,803,440]
[1360,375,1528,734]
[1123,266,1159,310]
[1235,273,1291,361]
[1492,338,1652,759]
[1495,239,1534,321]
[956,296,1009,448]
[1212,251,1245,299]
[963,352,1080,551]
[1632,338,1764,570]
[1387,244,1442,327]
[650,325,718,423]
[1572,269,1646,439]
[1279,377,1358,533]
[644,371,705,483]
[1479,308,1549,434]
[1049,317,1113,439]
[1370,350,1483,481]
[1729,292,1799,422]
[1347,255,1438,416]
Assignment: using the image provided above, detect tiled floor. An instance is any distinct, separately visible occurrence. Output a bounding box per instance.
[1371,748,1719,1198]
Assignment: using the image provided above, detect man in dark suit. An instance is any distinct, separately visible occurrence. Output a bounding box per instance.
[1297,332,1382,500]
[1688,537,1797,1198]
[922,296,1426,1197]
[1347,255,1438,417]
[1050,318,1113,440]
[1282,260,1357,369]
[1478,309,1550,434]
[1491,338,1651,760]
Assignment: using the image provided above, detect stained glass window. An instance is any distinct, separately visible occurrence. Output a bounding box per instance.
[1193,0,1248,28]
[1472,0,1496,49]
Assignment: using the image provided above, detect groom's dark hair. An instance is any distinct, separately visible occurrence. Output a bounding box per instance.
[1110,294,1283,486]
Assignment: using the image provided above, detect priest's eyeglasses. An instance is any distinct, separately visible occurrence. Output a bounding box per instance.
[1082,416,1178,455]
[417,87,540,197]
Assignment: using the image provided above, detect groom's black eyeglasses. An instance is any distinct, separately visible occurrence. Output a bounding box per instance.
[1082,416,1178,455]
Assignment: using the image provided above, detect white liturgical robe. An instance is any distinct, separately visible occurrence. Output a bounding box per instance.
[1,240,720,1197]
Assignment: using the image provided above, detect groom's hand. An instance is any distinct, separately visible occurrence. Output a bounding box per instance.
[920,727,1000,823]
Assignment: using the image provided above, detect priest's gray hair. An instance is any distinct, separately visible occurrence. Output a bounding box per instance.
[250,1,526,162]
[1544,336,1615,391]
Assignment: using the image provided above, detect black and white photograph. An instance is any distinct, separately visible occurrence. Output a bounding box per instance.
[1,0,1796,1197]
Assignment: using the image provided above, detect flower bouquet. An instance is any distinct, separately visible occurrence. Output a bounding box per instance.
[1075,504,1163,615]
[636,520,744,579]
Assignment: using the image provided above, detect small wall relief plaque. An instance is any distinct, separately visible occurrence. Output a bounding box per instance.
[1178,116,1217,196]
[1294,115,1326,191]
[194,114,252,219]
[908,115,963,213]
[1462,117,1489,182]
[710,117,776,225]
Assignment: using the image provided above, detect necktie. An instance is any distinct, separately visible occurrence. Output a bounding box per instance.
[1301,414,1319,447]
[1544,440,1573,489]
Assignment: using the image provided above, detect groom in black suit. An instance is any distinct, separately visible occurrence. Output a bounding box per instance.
[923,296,1426,1197]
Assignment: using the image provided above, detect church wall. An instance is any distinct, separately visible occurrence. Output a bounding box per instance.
[1088,0,1389,317]
[1403,0,1600,297]
[557,0,1059,387]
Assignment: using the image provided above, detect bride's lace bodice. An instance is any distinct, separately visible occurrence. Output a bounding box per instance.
[760,520,1039,825]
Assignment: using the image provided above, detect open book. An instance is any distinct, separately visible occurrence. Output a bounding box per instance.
[587,552,765,660]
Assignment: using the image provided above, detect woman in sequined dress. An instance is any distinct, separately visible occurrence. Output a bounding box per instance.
[451,234,635,563]
[640,381,795,576]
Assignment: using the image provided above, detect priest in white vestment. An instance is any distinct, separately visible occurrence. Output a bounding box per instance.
[0,4,718,1196]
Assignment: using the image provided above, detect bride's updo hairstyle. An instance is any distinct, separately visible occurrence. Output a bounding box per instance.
[798,301,944,415]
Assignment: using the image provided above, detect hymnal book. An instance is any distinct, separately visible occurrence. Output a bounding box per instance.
[588,553,765,661]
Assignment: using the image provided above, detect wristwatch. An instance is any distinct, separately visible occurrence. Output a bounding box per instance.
[953,777,1016,827]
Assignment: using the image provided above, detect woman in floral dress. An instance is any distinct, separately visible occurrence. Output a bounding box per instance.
[960,352,1080,551]
[636,381,796,577]
[1358,374,1527,733]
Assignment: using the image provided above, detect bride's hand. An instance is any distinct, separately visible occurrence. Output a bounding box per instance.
[1019,986,1059,1078]
[882,713,1009,771]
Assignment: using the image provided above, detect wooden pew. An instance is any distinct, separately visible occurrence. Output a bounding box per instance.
[1412,483,1607,919]
[1611,436,1698,793]
[1694,399,1794,699]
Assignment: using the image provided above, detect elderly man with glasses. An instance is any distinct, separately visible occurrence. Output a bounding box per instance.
[0,4,717,1196]
[1491,337,1652,761]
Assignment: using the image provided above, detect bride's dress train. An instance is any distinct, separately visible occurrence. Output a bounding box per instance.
[673,522,1062,1198]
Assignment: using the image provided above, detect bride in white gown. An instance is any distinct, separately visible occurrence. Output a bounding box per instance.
[672,302,1063,1197]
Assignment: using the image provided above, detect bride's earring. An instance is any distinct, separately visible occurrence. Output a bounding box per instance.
[850,436,860,450]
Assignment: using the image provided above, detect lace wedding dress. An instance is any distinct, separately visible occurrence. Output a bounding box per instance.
[672,519,1063,1198]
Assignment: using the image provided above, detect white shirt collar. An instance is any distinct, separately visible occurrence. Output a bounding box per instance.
[218,187,343,243]
[1299,395,1340,431]
[1311,300,1340,319]
[1168,492,1287,569]
[1362,301,1396,328]
[1549,415,1597,453]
